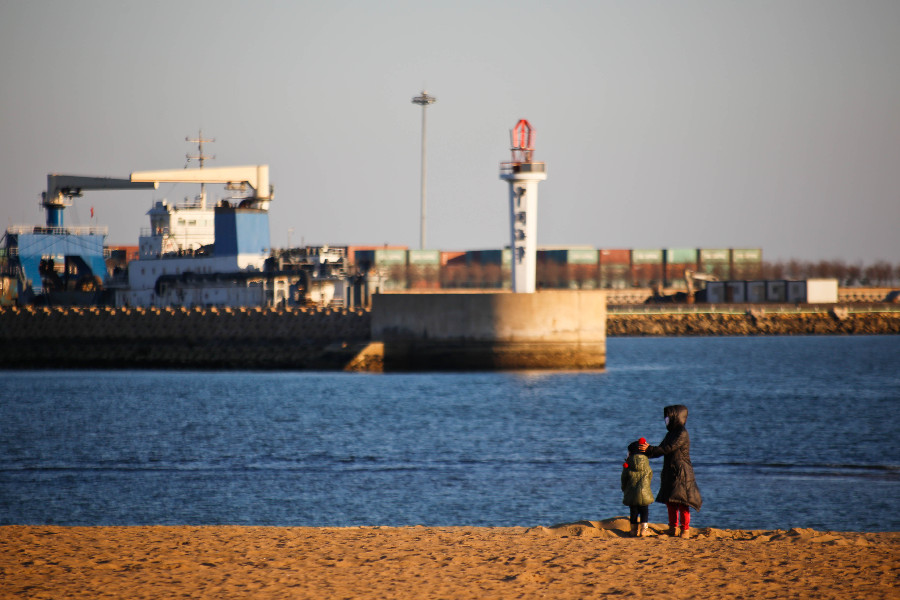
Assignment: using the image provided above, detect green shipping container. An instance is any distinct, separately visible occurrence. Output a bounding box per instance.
[355,249,408,267]
[698,248,730,263]
[565,248,598,265]
[407,249,441,265]
[631,249,663,264]
[732,248,762,263]
[664,248,698,265]
[378,249,408,265]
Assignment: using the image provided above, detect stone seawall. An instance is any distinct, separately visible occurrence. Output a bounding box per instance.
[607,308,900,336]
[0,305,897,370]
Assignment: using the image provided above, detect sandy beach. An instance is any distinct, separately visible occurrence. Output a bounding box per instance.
[2,519,897,599]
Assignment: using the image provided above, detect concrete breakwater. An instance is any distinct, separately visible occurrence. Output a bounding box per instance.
[372,291,607,370]
[0,306,372,370]
[0,305,897,370]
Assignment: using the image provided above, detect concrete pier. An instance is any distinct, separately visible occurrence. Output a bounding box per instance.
[371,290,607,370]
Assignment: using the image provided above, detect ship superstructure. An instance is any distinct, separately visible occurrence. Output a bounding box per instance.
[2,175,156,303]
[117,164,283,307]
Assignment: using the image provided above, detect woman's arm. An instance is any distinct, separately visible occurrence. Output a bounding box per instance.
[643,430,685,458]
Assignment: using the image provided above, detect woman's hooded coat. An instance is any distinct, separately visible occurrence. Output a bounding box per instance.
[645,404,702,510]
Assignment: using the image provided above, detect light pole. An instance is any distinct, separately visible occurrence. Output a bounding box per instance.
[411,90,436,250]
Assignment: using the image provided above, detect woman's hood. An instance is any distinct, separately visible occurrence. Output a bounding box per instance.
[664,404,689,430]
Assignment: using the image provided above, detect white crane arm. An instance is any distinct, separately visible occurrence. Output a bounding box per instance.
[130,165,271,201]
[44,174,158,205]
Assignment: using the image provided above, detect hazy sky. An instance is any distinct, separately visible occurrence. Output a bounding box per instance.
[1,1,898,263]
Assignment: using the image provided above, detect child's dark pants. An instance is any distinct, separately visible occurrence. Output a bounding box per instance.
[629,505,649,524]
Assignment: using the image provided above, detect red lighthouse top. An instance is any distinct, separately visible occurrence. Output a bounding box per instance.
[510,119,535,164]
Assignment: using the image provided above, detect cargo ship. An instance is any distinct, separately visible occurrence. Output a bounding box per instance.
[2,158,355,308]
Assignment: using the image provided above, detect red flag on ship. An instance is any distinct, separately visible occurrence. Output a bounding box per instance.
[90,206,94,218]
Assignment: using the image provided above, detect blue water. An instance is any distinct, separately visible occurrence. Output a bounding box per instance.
[2,336,898,531]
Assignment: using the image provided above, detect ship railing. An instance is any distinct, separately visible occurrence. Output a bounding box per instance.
[5,225,109,236]
[140,227,170,237]
[499,161,546,175]
[175,197,204,210]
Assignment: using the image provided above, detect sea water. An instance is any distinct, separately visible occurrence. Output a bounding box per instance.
[1,336,898,531]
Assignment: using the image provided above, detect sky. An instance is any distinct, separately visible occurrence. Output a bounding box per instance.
[1,0,898,263]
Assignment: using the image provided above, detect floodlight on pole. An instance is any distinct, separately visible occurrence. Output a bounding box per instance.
[411,90,436,250]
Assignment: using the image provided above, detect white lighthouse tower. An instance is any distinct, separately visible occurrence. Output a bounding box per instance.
[500,119,546,293]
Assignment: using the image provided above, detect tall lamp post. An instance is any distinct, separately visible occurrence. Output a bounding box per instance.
[411,90,436,250]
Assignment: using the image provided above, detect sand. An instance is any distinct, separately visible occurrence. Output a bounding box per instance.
[2,519,897,599]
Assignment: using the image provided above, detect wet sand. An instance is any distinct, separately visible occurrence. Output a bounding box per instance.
[2,519,897,599]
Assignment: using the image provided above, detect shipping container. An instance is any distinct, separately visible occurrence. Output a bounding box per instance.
[567,263,599,288]
[477,263,510,288]
[664,264,689,289]
[466,249,511,266]
[731,249,762,280]
[408,249,441,265]
[407,279,441,290]
[806,279,838,303]
[542,248,599,265]
[536,261,566,288]
[697,248,731,279]
[701,263,731,280]
[598,248,631,265]
[732,261,762,280]
[787,280,807,303]
[440,251,466,266]
[406,260,440,289]
[598,264,629,289]
[347,245,407,266]
[662,248,697,288]
[631,249,663,264]
[631,263,663,287]
[664,248,698,266]
[766,280,787,302]
[747,281,767,303]
[725,281,746,303]
[698,248,730,263]
[355,248,407,267]
[731,248,762,263]
[439,264,469,288]
[705,281,726,303]
[380,277,408,292]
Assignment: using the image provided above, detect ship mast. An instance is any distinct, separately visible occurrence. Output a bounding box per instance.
[185,129,215,208]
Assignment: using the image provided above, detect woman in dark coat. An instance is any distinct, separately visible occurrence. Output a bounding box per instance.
[638,404,701,538]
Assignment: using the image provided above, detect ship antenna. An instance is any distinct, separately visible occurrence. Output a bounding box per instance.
[185,129,215,208]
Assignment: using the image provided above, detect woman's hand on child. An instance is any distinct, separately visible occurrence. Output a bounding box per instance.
[637,443,649,452]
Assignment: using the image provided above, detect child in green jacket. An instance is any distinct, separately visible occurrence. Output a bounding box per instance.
[621,437,654,537]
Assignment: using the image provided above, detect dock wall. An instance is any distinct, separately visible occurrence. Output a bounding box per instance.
[0,303,897,370]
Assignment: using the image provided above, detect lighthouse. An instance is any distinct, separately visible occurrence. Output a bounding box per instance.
[372,119,604,371]
[500,119,546,293]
